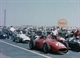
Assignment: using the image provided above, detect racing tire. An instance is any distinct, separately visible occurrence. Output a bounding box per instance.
[12,36,16,42]
[12,38,15,42]
[16,37,20,43]
[29,39,35,50]
[75,43,80,52]
[43,43,50,53]
[76,48,80,52]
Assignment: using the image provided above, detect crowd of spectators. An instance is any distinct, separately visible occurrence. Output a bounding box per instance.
[0,25,80,40]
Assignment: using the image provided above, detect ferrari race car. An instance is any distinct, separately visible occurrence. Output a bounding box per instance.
[29,35,68,54]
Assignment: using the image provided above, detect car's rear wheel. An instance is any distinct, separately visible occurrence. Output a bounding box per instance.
[29,39,35,50]
[43,43,50,53]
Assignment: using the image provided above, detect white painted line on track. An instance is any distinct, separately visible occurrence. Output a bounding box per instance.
[0,40,51,58]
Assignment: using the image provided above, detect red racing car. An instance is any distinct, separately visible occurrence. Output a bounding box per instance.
[29,35,68,54]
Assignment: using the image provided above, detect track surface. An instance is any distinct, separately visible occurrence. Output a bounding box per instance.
[0,39,80,58]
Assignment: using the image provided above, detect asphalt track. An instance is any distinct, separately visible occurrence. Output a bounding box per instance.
[0,39,80,58]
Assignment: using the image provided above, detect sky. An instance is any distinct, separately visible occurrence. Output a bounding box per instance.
[0,0,80,27]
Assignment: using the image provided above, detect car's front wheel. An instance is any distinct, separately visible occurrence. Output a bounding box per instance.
[43,43,50,53]
[16,37,20,43]
[29,39,35,50]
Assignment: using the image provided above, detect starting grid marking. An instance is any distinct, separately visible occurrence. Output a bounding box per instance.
[0,40,51,58]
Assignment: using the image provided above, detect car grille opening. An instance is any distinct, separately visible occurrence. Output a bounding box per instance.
[59,48,68,52]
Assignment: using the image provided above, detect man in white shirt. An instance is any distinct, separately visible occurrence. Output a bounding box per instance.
[51,28,58,39]
[10,26,15,32]
[52,28,58,36]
